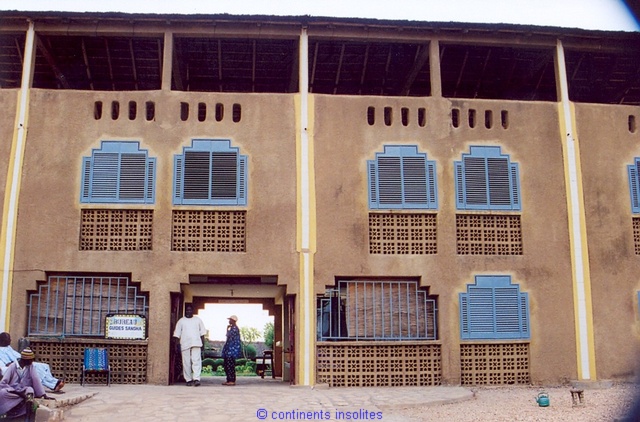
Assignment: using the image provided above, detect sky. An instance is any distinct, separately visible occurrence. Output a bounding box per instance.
[198,303,273,341]
[0,0,638,31]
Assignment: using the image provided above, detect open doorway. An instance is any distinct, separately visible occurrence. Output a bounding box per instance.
[169,275,292,385]
[199,303,274,362]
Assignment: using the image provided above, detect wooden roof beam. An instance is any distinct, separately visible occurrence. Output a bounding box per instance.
[36,35,70,89]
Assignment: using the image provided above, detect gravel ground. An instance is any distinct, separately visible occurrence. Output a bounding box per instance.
[388,383,639,421]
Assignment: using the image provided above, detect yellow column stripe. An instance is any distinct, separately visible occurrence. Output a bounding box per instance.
[295,25,317,386]
[1,21,36,331]
[556,40,597,380]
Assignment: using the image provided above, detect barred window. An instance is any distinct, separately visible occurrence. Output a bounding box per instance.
[454,146,520,210]
[459,275,530,340]
[317,279,437,341]
[27,274,149,337]
[81,141,156,204]
[173,139,247,206]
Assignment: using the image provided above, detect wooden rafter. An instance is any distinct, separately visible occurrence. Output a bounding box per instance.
[453,50,468,97]
[217,39,223,91]
[309,42,319,93]
[472,49,492,99]
[252,40,257,93]
[36,35,70,89]
[333,43,345,95]
[81,38,94,90]
[104,38,115,91]
[381,45,393,95]
[400,43,430,96]
[129,39,138,90]
[358,43,370,95]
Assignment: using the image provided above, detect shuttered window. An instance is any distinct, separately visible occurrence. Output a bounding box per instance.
[368,145,437,209]
[454,146,520,210]
[80,141,155,204]
[628,158,640,213]
[459,275,530,340]
[173,139,247,205]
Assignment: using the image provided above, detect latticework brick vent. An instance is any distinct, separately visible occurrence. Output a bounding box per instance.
[80,209,153,251]
[460,343,530,386]
[29,339,148,384]
[633,217,640,254]
[456,214,522,255]
[369,213,437,254]
[316,342,441,387]
[172,210,246,252]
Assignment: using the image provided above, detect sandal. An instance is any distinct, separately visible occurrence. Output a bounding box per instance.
[53,379,65,392]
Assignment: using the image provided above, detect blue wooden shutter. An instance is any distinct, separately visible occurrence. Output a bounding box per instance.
[81,157,92,202]
[368,145,437,209]
[174,139,248,206]
[238,156,247,205]
[368,160,378,208]
[455,161,464,209]
[211,151,238,202]
[173,156,183,205]
[460,275,530,340]
[463,155,488,208]
[91,152,119,200]
[455,146,521,211]
[119,153,146,200]
[81,141,155,204]
[378,156,403,207]
[183,150,211,201]
[402,155,428,207]
[629,159,640,213]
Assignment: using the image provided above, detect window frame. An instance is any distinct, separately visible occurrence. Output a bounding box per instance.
[367,145,438,209]
[80,141,156,204]
[173,139,248,206]
[454,146,521,211]
[628,158,640,213]
[459,275,530,340]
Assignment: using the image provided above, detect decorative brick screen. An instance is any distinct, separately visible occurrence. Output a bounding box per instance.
[634,217,640,254]
[172,210,246,252]
[369,213,437,254]
[316,342,441,387]
[456,214,522,255]
[80,209,153,251]
[460,343,530,386]
[29,338,148,384]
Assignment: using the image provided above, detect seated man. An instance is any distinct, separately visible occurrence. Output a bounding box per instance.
[0,332,64,392]
[0,348,52,418]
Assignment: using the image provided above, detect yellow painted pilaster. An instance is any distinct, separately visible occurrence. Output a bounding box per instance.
[555,40,597,380]
[294,26,317,386]
[0,21,36,331]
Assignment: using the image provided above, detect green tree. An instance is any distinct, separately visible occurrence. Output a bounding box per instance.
[263,322,274,349]
[240,326,261,344]
[240,326,262,358]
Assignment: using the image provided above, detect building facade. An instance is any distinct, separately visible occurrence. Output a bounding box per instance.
[0,10,639,386]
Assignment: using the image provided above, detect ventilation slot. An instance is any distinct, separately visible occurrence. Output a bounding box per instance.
[180,102,189,121]
[94,101,103,120]
[198,102,207,122]
[232,104,242,122]
[367,106,375,125]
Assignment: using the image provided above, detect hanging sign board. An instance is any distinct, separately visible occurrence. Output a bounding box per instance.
[105,314,146,339]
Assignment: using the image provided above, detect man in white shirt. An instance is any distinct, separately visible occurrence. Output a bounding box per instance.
[172,304,206,386]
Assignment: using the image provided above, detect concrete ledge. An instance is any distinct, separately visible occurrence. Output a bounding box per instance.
[35,390,98,422]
